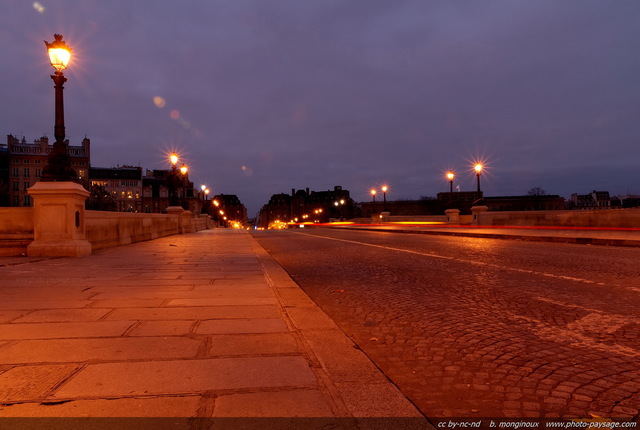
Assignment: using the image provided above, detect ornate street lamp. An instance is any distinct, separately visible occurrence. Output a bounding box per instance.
[446,171,455,194]
[474,164,483,193]
[370,189,376,203]
[41,34,77,182]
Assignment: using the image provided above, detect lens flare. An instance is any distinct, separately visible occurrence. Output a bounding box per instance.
[153,96,166,108]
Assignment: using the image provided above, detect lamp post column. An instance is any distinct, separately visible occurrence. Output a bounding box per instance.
[28,34,91,257]
[382,185,388,211]
[42,35,76,182]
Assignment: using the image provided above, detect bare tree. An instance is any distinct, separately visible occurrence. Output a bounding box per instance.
[528,187,546,196]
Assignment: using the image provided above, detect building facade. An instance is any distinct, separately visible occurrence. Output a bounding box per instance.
[257,186,354,228]
[570,191,611,209]
[0,144,9,206]
[89,166,143,212]
[4,134,90,207]
[211,194,247,227]
[482,195,565,211]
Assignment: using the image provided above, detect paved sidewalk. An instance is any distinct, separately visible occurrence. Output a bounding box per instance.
[0,230,428,427]
[329,224,640,247]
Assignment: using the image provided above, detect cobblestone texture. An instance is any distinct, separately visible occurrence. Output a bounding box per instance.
[254,229,640,420]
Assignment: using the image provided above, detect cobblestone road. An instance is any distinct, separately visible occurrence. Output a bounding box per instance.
[253,229,640,421]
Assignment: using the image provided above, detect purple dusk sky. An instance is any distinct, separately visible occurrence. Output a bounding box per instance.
[2,1,640,215]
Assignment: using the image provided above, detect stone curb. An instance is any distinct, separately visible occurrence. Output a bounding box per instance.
[248,236,430,421]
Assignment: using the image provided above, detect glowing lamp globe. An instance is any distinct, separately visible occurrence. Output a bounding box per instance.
[45,34,71,72]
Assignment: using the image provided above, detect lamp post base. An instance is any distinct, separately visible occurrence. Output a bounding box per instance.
[166,206,186,234]
[27,181,91,257]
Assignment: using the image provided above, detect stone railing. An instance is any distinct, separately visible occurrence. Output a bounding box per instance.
[86,211,213,250]
[0,208,34,257]
[468,206,640,228]
[86,211,180,250]
[0,182,216,257]
[372,214,447,224]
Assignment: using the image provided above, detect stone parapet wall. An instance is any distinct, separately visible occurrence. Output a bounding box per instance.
[0,207,213,256]
[192,214,212,231]
[0,208,34,256]
[473,208,640,228]
[86,211,180,250]
[373,215,447,223]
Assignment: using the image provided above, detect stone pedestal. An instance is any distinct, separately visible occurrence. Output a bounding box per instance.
[182,210,194,233]
[27,181,91,257]
[471,205,489,226]
[445,209,460,224]
[166,206,185,234]
[378,211,390,223]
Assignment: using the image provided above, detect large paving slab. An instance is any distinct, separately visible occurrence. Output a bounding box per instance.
[51,356,317,398]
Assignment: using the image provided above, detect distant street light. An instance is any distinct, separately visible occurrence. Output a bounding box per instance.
[474,163,483,193]
[41,34,77,182]
[446,171,455,194]
[168,152,180,206]
[370,189,376,203]
[335,200,345,220]
[381,185,388,211]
